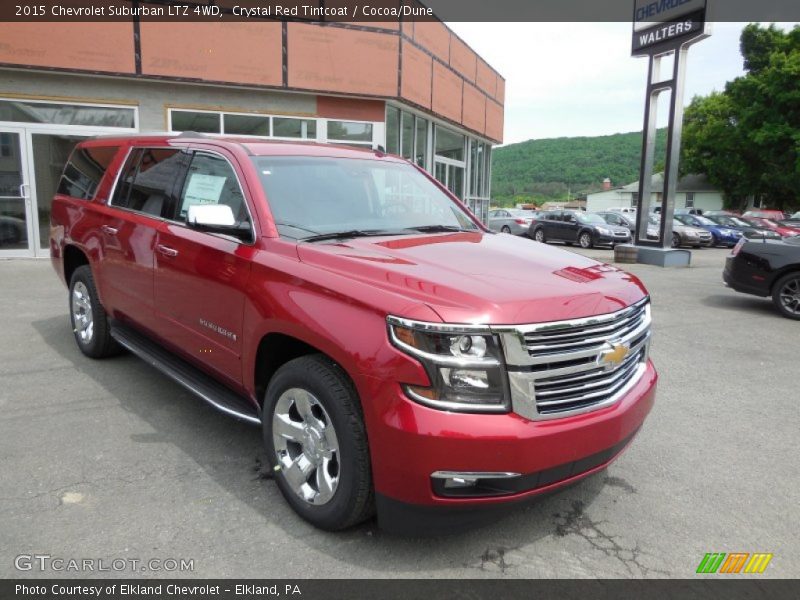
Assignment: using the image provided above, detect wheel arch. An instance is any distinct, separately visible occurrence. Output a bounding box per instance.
[252,330,367,411]
[769,266,800,294]
[63,244,90,285]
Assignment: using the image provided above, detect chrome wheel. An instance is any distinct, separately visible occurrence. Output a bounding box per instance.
[534,229,545,243]
[272,388,340,506]
[579,233,592,248]
[71,281,94,343]
[778,277,800,316]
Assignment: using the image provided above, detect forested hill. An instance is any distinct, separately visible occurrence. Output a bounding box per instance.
[491,129,667,204]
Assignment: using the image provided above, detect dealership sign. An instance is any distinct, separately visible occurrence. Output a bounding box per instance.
[632,0,708,55]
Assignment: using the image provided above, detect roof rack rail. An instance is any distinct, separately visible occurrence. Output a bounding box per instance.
[176,131,210,138]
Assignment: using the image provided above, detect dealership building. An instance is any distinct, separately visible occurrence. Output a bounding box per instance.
[0,9,504,258]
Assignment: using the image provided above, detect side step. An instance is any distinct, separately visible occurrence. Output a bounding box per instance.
[110,322,261,426]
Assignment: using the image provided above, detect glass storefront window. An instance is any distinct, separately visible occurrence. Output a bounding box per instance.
[224,114,270,136]
[171,110,221,133]
[0,100,135,129]
[415,117,428,168]
[435,126,465,161]
[385,106,400,155]
[273,117,316,139]
[401,111,414,160]
[328,121,373,143]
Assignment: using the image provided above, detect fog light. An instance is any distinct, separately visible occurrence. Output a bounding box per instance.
[431,471,522,497]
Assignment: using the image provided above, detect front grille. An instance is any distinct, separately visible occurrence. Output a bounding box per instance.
[613,231,630,238]
[499,299,651,420]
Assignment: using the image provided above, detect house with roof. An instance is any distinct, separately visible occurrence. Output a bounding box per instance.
[586,173,724,213]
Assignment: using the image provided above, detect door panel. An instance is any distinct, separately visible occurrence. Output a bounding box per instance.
[94,205,163,332]
[545,212,563,240]
[154,224,252,387]
[562,213,580,242]
[98,147,184,333]
[0,129,33,254]
[154,150,253,388]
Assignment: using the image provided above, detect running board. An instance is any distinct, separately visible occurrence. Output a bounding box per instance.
[110,322,261,426]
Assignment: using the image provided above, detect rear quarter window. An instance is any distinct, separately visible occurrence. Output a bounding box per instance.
[57,145,118,200]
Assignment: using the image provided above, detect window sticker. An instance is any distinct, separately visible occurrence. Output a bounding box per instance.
[182,173,226,212]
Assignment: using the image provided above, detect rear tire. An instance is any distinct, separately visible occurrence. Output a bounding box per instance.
[69,265,121,359]
[263,355,374,530]
[772,272,800,320]
[671,233,681,248]
[501,226,511,234]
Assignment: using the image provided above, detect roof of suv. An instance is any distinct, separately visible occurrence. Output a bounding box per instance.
[86,133,402,161]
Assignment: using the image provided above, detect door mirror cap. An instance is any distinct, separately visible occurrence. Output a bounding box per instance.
[187,204,236,227]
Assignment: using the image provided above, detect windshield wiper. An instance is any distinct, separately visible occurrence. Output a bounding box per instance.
[302,229,407,243]
[404,225,474,233]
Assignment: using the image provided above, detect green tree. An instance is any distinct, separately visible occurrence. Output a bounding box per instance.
[681,24,800,210]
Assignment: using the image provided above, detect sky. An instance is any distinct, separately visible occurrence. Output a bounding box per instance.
[447,22,791,146]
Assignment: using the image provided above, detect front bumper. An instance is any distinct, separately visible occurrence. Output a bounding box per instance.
[594,232,632,246]
[360,359,657,512]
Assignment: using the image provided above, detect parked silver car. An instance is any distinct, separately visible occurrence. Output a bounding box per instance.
[646,215,712,248]
[488,209,536,235]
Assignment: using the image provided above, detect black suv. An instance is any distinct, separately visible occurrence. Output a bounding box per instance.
[529,210,632,248]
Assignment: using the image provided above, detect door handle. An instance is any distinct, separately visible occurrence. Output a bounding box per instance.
[156,244,179,258]
[101,225,118,235]
[18,183,29,199]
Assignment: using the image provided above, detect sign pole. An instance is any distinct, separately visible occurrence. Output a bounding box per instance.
[629,0,711,265]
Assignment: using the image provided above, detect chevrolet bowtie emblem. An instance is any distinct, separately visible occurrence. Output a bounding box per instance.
[599,343,630,369]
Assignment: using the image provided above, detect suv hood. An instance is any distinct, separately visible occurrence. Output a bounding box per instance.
[296,232,648,324]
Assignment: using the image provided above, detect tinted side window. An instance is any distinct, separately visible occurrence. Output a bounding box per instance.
[111,148,183,218]
[57,145,118,200]
[177,153,250,226]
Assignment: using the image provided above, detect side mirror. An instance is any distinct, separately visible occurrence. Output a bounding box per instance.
[187,204,252,241]
[188,203,236,227]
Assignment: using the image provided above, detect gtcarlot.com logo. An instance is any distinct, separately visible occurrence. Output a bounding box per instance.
[696,552,773,574]
[14,554,194,573]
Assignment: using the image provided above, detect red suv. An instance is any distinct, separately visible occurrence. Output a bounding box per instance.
[50,134,657,532]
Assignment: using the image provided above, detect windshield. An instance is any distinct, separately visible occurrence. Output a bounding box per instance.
[730,217,751,227]
[693,216,715,226]
[648,215,660,226]
[577,213,606,225]
[251,156,479,239]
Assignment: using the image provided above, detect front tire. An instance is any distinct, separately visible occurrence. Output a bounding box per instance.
[772,272,800,320]
[534,228,546,243]
[69,265,121,358]
[671,233,681,248]
[264,355,374,530]
[579,232,593,249]
[501,225,511,234]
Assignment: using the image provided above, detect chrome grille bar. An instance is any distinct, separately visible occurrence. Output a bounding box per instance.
[495,298,652,421]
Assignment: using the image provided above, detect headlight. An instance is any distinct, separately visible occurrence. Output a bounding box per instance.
[719,229,736,236]
[387,317,509,413]
[596,227,613,236]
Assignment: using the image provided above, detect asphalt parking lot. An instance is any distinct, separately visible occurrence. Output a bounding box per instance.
[1,245,798,579]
